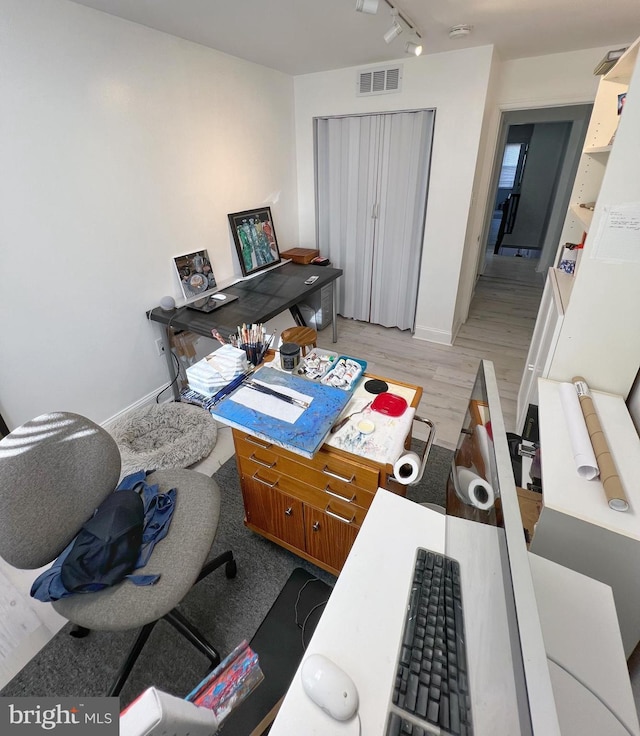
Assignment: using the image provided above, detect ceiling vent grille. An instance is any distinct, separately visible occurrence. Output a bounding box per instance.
[357,65,403,96]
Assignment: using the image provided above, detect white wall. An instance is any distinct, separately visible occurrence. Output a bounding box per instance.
[0,0,298,429]
[294,47,495,345]
[454,45,614,334]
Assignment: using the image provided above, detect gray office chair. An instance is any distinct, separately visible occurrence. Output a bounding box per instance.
[0,411,236,696]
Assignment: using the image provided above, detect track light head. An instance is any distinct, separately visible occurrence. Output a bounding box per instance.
[384,12,403,44]
[355,0,379,14]
[405,41,422,56]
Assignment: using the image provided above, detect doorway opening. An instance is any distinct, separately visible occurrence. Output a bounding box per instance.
[481,105,592,279]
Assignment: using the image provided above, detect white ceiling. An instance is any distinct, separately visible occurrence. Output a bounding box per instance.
[69,0,640,75]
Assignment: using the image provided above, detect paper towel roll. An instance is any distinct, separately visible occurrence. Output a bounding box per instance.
[393,451,422,485]
[456,467,495,510]
[559,382,599,480]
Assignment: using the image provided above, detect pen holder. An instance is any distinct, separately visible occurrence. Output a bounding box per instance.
[241,343,263,366]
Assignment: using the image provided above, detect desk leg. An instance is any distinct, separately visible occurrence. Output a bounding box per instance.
[289,304,306,327]
[332,281,338,343]
[162,327,180,401]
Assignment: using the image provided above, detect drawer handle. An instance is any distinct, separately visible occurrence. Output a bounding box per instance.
[249,453,276,468]
[252,471,278,488]
[322,465,354,484]
[324,484,356,503]
[285,507,293,516]
[312,521,320,531]
[246,436,272,449]
[324,504,356,525]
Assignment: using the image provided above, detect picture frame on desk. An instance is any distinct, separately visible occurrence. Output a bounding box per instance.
[228,207,281,278]
[173,249,217,300]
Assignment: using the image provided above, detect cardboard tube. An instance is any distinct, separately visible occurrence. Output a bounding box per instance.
[572,376,629,512]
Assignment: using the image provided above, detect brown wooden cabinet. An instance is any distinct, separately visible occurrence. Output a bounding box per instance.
[232,375,423,576]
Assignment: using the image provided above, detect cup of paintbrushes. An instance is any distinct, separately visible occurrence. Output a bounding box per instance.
[241,342,263,366]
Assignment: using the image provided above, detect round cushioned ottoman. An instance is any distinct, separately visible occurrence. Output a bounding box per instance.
[109,402,217,478]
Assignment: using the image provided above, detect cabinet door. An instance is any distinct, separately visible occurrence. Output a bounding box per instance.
[304,505,359,572]
[516,272,563,432]
[241,474,305,550]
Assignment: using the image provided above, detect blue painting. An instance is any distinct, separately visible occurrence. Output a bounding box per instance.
[210,367,352,457]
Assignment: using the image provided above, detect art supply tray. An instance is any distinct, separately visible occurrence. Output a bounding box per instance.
[320,356,367,391]
[295,348,339,381]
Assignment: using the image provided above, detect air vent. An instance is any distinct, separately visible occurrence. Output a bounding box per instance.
[357,65,403,96]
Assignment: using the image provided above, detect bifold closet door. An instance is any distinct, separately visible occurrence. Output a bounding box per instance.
[315,110,434,330]
[315,114,380,322]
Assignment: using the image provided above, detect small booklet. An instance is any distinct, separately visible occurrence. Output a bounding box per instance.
[185,640,264,723]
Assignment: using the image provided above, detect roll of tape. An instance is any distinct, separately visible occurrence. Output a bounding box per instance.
[456,467,495,510]
[393,451,421,485]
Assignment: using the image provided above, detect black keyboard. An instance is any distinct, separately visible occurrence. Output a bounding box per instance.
[386,548,473,736]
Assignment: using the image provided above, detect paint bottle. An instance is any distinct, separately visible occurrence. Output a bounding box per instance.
[280,342,301,371]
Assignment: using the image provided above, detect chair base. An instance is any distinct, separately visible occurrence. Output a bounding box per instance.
[73,549,236,697]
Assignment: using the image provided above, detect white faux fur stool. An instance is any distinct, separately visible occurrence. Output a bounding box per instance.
[109,402,218,478]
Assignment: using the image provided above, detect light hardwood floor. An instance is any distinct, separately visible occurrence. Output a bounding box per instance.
[326,255,545,449]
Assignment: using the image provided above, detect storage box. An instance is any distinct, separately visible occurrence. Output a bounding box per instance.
[280,248,319,264]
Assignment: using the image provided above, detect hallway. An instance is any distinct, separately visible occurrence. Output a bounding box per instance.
[328,255,545,449]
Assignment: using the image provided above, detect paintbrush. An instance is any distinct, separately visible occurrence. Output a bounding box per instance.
[242,380,309,409]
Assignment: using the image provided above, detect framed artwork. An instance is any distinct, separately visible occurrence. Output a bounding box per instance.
[228,207,281,277]
[173,249,217,300]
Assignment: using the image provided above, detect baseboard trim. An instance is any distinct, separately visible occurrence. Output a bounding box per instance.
[102,387,172,430]
[413,325,453,346]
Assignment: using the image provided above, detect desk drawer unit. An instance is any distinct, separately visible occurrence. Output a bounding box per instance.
[231,376,422,575]
[233,429,390,575]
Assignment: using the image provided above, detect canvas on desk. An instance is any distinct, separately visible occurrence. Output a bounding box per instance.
[210,367,350,457]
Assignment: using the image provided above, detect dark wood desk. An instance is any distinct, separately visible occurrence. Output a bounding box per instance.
[148,263,342,398]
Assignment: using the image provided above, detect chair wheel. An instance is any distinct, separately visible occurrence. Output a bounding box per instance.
[225,559,237,579]
[70,625,91,639]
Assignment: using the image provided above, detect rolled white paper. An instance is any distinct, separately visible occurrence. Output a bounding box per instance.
[393,451,422,485]
[558,382,599,480]
[474,423,492,478]
[456,467,495,510]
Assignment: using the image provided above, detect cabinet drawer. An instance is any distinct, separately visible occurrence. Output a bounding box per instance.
[239,460,368,526]
[237,450,375,510]
[233,429,380,493]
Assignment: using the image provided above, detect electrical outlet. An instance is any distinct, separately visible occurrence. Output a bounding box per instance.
[155,338,165,356]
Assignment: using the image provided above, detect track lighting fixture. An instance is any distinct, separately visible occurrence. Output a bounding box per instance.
[384,11,403,44]
[355,0,423,47]
[355,0,379,14]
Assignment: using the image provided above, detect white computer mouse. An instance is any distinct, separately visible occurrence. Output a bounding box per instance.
[300,653,359,721]
[211,293,227,301]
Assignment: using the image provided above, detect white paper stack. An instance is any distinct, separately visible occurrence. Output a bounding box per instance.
[186,346,248,396]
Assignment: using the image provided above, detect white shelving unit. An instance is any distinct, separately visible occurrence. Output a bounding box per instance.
[531,379,640,659]
[517,37,640,430]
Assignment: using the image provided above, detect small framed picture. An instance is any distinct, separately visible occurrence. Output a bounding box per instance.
[228,207,281,278]
[173,249,217,300]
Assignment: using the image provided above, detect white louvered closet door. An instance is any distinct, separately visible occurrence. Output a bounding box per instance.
[315,109,434,331]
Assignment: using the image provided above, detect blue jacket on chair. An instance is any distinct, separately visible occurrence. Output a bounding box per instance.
[31,471,176,602]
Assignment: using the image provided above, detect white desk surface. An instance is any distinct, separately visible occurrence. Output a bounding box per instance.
[530,553,640,736]
[538,379,640,538]
[269,490,525,735]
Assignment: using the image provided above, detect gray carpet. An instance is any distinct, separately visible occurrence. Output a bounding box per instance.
[1,442,453,708]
